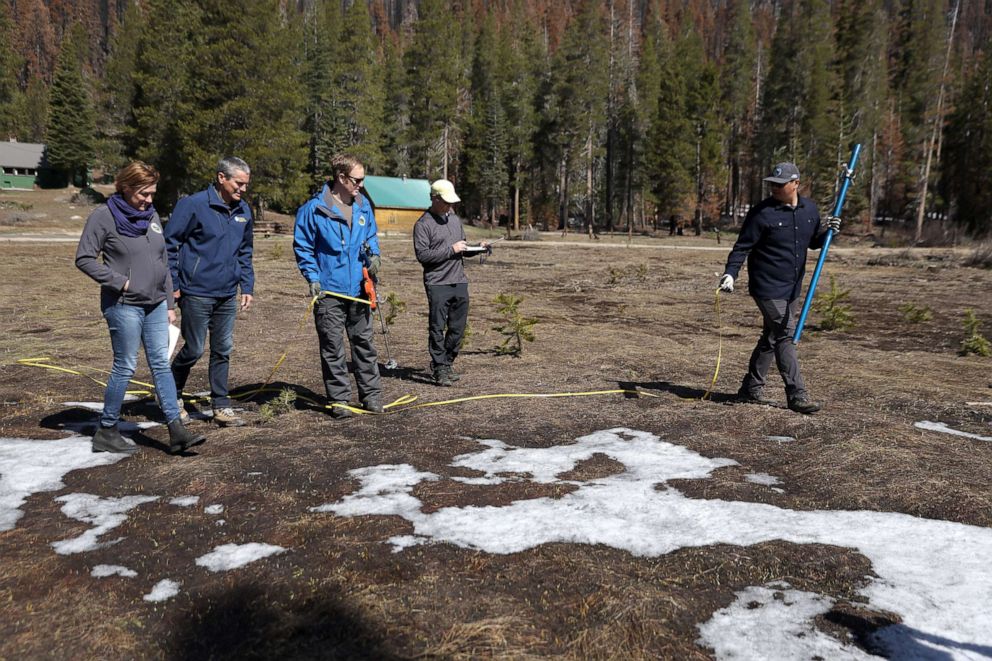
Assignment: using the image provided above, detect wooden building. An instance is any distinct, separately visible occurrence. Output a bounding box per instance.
[363,175,430,234]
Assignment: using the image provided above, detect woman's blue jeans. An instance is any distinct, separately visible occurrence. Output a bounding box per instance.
[101,299,180,427]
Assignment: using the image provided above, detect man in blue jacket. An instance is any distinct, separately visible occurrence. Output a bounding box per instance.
[293,153,382,418]
[166,156,254,427]
[719,162,840,414]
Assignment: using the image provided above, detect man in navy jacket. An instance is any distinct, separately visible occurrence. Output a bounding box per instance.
[166,156,254,427]
[719,162,840,414]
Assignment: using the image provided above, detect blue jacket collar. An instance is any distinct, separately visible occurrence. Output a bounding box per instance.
[208,184,247,215]
[314,183,367,221]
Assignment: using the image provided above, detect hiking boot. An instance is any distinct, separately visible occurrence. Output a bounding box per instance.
[446,365,462,382]
[168,418,207,454]
[432,365,453,387]
[362,396,384,414]
[91,424,138,455]
[177,398,190,424]
[212,407,246,427]
[788,396,822,414]
[328,402,353,419]
[736,388,775,405]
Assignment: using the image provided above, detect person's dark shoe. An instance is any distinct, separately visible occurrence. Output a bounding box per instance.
[432,365,453,387]
[92,424,138,455]
[736,388,775,405]
[446,365,462,382]
[787,396,822,414]
[362,396,384,414]
[212,407,246,427]
[167,418,206,454]
[328,402,353,419]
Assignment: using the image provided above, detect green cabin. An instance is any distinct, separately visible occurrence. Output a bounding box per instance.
[0,140,45,190]
[363,175,430,234]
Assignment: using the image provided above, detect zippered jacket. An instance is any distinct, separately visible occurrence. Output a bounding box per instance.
[164,186,254,298]
[413,210,469,286]
[76,205,174,308]
[723,195,828,301]
[293,184,380,297]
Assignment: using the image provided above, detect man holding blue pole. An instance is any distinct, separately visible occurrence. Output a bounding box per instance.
[718,162,840,414]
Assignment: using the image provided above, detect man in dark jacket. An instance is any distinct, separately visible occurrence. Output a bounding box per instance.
[165,156,254,427]
[719,162,840,414]
[413,180,488,386]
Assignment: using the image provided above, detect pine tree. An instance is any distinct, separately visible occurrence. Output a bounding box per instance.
[500,0,542,230]
[404,0,464,179]
[380,35,412,177]
[718,0,758,223]
[131,0,307,213]
[98,0,144,170]
[680,28,724,234]
[46,26,96,186]
[943,53,992,236]
[547,0,608,232]
[335,0,386,171]
[302,0,343,182]
[0,1,23,139]
[646,27,693,222]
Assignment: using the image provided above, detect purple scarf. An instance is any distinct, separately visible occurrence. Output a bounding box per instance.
[107,193,156,238]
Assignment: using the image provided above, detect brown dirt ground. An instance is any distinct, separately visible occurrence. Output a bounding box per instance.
[1,191,992,658]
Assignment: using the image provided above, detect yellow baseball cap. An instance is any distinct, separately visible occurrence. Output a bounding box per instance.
[430,179,461,204]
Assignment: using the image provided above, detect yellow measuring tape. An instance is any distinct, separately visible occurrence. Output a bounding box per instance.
[17,286,723,413]
[701,288,723,400]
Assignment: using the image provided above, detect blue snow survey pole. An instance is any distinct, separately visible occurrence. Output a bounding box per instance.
[793,143,862,344]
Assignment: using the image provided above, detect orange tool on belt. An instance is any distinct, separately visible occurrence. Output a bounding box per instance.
[362,267,377,310]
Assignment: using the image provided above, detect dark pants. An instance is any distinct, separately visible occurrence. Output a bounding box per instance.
[172,294,237,408]
[426,283,469,368]
[741,297,807,400]
[313,296,381,404]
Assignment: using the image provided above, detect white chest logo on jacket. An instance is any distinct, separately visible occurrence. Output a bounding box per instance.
[150,222,162,234]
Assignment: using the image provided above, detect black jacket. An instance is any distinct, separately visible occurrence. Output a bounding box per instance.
[723,195,828,300]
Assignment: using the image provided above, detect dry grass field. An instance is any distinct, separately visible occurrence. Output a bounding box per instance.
[1,188,991,659]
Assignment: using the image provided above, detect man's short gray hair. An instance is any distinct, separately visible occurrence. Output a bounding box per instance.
[217,156,250,178]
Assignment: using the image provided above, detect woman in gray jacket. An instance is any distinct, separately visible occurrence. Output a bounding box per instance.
[75,161,205,455]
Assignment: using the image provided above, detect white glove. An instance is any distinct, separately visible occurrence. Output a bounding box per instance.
[719,274,734,293]
[826,216,842,233]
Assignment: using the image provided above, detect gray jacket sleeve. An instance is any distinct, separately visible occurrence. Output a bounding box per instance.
[75,207,128,292]
[413,218,453,266]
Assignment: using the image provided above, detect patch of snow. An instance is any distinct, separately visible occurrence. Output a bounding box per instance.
[52,493,159,554]
[246,472,262,477]
[765,435,796,443]
[915,421,992,443]
[91,564,137,578]
[143,579,180,602]
[450,476,502,485]
[314,427,992,660]
[215,519,225,526]
[204,504,224,515]
[745,472,781,486]
[0,435,126,532]
[169,496,199,507]
[194,543,286,572]
[697,583,873,660]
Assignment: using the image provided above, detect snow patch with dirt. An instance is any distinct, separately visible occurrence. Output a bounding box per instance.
[314,427,992,660]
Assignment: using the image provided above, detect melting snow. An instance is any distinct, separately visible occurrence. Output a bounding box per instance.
[313,427,992,660]
[697,583,873,660]
[143,579,180,602]
[169,496,199,507]
[915,421,992,443]
[204,504,224,515]
[91,564,137,578]
[195,543,286,572]
[0,435,126,531]
[52,493,159,554]
[745,472,781,486]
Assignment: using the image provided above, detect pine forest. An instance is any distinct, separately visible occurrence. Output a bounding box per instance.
[1,0,990,240]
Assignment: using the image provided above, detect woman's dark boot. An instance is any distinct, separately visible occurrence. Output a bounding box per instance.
[167,418,206,455]
[92,424,138,455]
